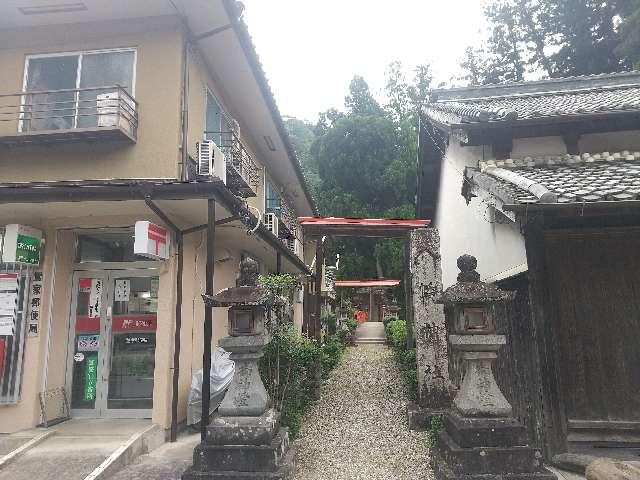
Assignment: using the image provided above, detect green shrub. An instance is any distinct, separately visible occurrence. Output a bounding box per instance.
[259,324,321,438]
[321,338,345,376]
[384,319,418,400]
[385,319,407,349]
[382,314,399,326]
[259,315,355,438]
[426,415,445,448]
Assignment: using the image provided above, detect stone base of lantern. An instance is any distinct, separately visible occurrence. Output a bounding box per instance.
[432,411,557,480]
[182,409,296,480]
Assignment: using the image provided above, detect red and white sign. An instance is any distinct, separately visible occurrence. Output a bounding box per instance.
[134,221,170,260]
[112,316,157,332]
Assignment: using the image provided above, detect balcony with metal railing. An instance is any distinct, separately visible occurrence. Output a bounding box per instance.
[208,130,261,198]
[0,85,138,145]
[266,194,300,241]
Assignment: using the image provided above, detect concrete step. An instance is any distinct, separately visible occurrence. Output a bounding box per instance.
[354,338,386,344]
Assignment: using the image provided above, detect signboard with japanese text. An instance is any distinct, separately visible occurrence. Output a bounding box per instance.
[79,278,103,318]
[84,354,98,401]
[114,279,130,302]
[134,221,170,260]
[28,271,43,337]
[77,334,100,352]
[2,224,42,265]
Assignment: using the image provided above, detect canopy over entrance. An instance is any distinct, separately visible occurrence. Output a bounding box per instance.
[298,217,430,238]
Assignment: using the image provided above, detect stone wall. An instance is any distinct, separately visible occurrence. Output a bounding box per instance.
[408,227,452,410]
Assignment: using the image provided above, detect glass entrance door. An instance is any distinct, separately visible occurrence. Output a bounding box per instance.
[68,270,158,418]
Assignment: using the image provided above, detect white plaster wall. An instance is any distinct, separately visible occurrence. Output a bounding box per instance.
[512,136,566,156]
[435,143,527,287]
[579,130,640,152]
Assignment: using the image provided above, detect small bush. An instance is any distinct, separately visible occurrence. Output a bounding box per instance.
[384,319,418,400]
[382,314,399,326]
[426,415,445,448]
[259,325,321,438]
[259,313,356,438]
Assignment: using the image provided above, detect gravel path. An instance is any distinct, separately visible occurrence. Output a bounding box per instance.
[293,344,434,480]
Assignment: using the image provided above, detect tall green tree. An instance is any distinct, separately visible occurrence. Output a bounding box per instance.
[460,0,637,84]
[285,64,429,313]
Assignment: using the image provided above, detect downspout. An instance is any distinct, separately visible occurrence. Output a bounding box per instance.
[170,231,183,442]
[180,35,190,181]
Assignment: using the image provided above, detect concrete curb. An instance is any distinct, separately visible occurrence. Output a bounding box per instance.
[83,423,164,480]
[0,430,56,469]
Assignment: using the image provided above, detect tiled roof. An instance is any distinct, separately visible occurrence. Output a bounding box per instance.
[469,151,640,205]
[424,73,640,126]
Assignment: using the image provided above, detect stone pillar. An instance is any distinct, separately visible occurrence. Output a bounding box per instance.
[408,228,452,414]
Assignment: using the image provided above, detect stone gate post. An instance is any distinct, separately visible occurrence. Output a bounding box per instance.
[407,227,452,426]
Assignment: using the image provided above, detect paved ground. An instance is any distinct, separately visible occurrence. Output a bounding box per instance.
[108,431,200,480]
[293,344,433,480]
[0,419,150,480]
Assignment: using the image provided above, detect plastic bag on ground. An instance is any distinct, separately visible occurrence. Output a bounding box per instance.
[187,346,235,426]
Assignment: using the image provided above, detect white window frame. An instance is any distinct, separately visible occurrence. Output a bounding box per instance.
[20,47,138,132]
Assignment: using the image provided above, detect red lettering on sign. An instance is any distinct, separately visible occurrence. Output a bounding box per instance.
[112,316,157,332]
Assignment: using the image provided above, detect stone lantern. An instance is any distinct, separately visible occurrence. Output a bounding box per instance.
[433,255,556,480]
[182,257,294,480]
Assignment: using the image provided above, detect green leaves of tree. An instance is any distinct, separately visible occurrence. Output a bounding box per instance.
[460,0,640,85]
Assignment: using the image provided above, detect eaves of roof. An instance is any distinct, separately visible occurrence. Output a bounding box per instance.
[465,150,640,217]
[0,178,311,274]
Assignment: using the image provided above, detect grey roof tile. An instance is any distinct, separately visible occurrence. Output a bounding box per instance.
[473,150,640,205]
[424,75,640,126]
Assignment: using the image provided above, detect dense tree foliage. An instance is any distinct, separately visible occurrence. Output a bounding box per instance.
[285,63,430,311]
[460,0,640,85]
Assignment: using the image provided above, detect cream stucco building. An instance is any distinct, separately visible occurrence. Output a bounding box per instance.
[0,0,316,435]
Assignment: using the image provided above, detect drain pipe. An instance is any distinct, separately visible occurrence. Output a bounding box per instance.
[180,37,190,181]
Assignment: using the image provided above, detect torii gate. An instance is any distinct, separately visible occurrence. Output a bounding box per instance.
[298,217,427,338]
[297,217,452,415]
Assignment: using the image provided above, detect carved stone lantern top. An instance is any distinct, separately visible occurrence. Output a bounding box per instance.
[438,254,514,306]
[202,257,284,308]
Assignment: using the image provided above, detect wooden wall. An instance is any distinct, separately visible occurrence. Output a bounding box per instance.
[494,273,546,452]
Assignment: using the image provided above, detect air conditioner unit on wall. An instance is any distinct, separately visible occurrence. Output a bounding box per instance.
[287,238,302,257]
[196,140,227,184]
[264,212,279,237]
[97,90,135,133]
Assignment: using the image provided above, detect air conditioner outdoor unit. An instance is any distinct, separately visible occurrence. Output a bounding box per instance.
[197,140,227,184]
[264,212,279,237]
[97,90,135,133]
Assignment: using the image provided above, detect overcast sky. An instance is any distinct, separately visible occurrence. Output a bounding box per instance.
[242,0,488,122]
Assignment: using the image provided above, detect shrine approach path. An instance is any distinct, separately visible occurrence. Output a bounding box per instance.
[292,344,434,480]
